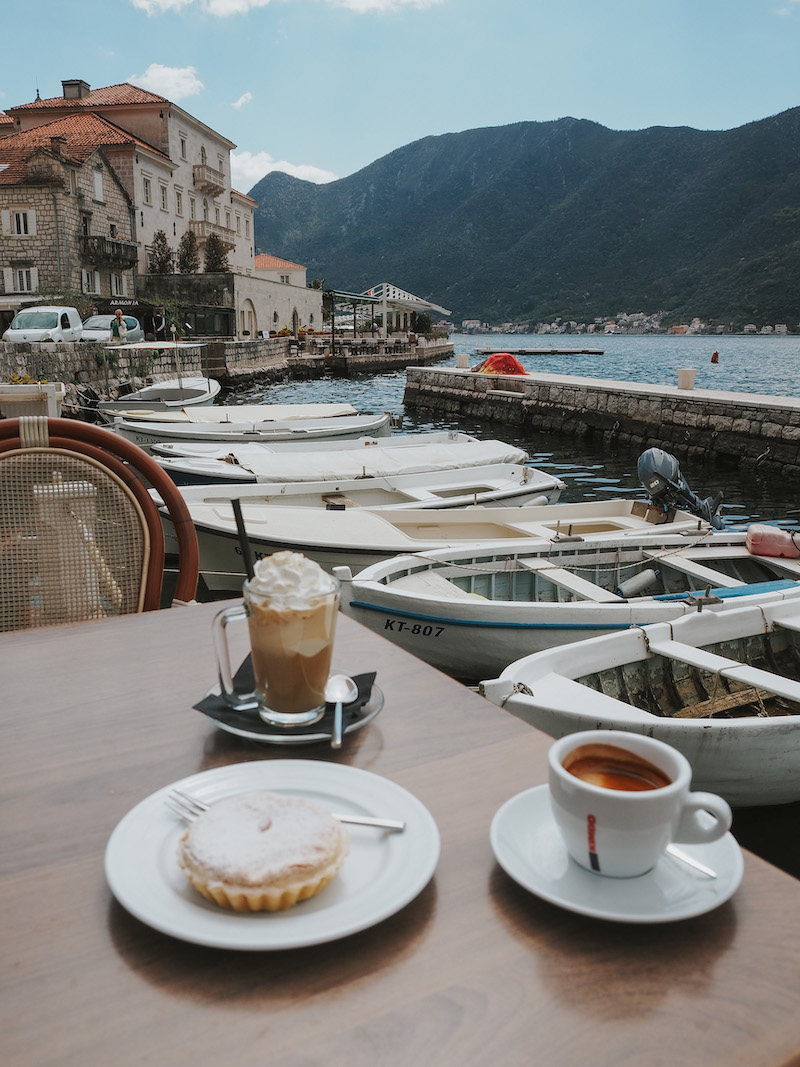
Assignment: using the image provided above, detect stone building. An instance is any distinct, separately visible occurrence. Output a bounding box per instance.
[254,253,322,335]
[0,78,322,338]
[0,115,137,322]
[4,80,256,277]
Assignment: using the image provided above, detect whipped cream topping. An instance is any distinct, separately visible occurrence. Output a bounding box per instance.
[247,551,337,605]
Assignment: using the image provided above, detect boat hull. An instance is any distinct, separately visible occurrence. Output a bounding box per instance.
[154,438,531,485]
[337,532,800,683]
[156,464,564,554]
[113,412,392,452]
[186,499,715,593]
[96,376,221,420]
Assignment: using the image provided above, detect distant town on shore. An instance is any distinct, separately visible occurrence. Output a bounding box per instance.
[457,313,793,336]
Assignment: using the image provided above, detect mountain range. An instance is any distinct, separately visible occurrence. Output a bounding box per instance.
[249,109,800,327]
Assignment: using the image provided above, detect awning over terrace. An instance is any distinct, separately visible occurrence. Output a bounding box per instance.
[326,282,450,337]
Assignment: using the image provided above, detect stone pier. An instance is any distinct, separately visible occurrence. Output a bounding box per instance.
[403,366,800,476]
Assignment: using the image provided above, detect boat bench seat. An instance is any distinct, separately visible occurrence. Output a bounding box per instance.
[643,551,746,587]
[647,639,800,702]
[390,570,483,600]
[516,557,623,602]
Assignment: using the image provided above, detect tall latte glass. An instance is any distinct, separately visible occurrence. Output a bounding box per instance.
[214,552,340,726]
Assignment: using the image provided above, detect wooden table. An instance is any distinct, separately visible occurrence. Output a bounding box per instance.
[3,602,800,1067]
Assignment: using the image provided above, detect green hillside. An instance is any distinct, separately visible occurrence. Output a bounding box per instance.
[249,111,800,327]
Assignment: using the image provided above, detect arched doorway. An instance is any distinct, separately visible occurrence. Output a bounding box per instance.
[239,298,257,338]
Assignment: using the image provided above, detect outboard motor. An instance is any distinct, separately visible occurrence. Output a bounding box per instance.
[637,448,724,529]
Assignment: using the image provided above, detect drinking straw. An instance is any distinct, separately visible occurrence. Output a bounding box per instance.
[231,499,255,581]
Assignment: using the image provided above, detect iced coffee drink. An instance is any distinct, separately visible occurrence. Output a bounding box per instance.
[244,552,339,725]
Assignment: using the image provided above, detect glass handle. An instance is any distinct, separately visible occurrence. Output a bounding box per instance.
[212,603,256,710]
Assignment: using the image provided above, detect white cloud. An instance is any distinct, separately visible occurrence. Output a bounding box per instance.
[328,0,442,10]
[233,91,253,109]
[128,64,204,100]
[130,0,441,15]
[231,149,338,189]
[204,0,273,13]
[130,0,195,13]
[131,0,273,13]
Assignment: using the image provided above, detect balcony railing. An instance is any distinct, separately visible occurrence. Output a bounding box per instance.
[188,219,236,251]
[193,164,226,196]
[82,235,139,267]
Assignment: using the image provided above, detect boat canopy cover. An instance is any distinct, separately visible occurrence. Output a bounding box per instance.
[234,440,527,482]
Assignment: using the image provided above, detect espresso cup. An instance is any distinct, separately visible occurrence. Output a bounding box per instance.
[548,730,732,878]
[213,574,340,726]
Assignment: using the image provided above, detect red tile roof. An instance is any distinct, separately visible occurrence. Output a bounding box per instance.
[254,253,306,271]
[11,82,170,111]
[0,112,169,173]
[231,188,257,204]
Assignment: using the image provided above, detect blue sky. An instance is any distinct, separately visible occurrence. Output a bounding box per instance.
[3,0,800,193]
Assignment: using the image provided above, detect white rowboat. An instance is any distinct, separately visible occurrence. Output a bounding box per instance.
[152,437,530,485]
[113,410,393,452]
[96,375,221,419]
[335,528,800,684]
[153,462,564,555]
[479,592,800,807]
[191,497,717,593]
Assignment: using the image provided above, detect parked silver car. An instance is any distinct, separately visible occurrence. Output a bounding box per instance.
[80,314,145,343]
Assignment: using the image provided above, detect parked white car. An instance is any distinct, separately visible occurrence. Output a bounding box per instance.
[2,306,83,343]
[80,314,145,343]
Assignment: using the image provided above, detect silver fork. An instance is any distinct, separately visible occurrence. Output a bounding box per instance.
[165,787,406,833]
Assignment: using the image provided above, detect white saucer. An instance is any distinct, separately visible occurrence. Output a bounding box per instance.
[490,785,743,924]
[106,760,440,950]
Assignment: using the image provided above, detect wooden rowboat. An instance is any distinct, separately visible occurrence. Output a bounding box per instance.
[480,592,800,807]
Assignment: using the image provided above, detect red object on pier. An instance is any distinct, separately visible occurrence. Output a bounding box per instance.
[474,352,527,375]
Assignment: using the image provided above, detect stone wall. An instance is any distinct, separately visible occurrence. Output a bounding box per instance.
[404,366,800,476]
[0,337,454,414]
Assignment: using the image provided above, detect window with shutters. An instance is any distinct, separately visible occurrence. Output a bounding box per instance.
[3,266,39,293]
[82,269,100,294]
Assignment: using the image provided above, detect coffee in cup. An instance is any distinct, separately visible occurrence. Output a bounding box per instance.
[548,730,732,878]
[563,742,672,792]
[213,552,340,726]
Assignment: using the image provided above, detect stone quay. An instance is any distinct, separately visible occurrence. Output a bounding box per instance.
[0,336,453,417]
[403,366,800,477]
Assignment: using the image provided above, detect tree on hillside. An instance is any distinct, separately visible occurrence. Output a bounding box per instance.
[149,229,173,274]
[177,230,200,274]
[204,233,230,273]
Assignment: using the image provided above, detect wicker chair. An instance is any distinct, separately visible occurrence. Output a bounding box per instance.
[0,416,199,632]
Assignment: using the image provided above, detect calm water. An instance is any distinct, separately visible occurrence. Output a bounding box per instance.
[229,333,800,530]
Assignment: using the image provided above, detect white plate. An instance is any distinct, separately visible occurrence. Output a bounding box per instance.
[105,760,440,949]
[490,785,743,924]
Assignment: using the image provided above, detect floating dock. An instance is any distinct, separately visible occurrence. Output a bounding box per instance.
[475,347,604,356]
